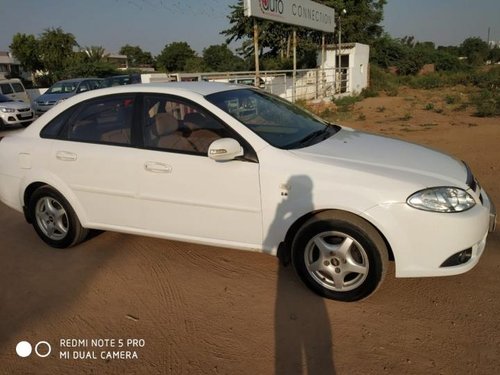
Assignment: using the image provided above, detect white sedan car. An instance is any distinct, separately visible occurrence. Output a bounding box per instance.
[0,83,495,301]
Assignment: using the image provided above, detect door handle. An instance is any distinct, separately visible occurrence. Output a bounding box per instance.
[144,161,172,173]
[56,151,77,161]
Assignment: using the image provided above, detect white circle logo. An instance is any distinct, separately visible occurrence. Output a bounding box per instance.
[35,341,52,358]
[16,341,32,357]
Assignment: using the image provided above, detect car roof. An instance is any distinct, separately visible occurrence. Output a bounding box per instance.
[102,81,248,96]
[56,78,102,84]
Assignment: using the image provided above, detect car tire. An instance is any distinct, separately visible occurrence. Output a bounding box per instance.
[0,118,4,130]
[28,186,88,248]
[292,211,388,302]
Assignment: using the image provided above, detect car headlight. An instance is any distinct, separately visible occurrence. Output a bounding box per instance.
[407,187,475,213]
[0,107,15,113]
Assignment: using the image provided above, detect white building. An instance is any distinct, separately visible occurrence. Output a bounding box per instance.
[0,51,21,80]
[318,42,370,96]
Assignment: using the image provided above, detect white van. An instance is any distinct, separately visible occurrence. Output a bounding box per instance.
[0,78,30,103]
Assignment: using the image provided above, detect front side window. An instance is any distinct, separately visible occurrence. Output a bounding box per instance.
[12,83,25,93]
[63,95,135,145]
[206,89,339,149]
[142,95,230,155]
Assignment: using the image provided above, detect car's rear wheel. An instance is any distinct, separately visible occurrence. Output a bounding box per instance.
[292,211,388,302]
[29,186,88,248]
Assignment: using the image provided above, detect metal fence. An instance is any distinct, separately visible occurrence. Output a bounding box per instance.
[142,67,352,103]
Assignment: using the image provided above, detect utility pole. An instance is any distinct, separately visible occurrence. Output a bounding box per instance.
[253,19,260,87]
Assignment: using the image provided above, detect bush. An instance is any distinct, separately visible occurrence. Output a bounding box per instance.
[444,95,460,104]
[470,67,500,89]
[333,95,362,112]
[368,65,401,95]
[360,87,379,98]
[471,89,500,117]
[408,74,446,89]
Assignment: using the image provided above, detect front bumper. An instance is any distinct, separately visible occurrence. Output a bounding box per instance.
[0,111,34,126]
[364,188,494,278]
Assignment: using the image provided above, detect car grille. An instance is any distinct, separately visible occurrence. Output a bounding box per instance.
[18,108,31,112]
[16,113,33,120]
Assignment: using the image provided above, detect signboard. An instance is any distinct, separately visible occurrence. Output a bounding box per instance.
[244,0,335,33]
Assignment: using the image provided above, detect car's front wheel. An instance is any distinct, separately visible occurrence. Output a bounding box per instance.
[292,211,388,302]
[29,186,88,248]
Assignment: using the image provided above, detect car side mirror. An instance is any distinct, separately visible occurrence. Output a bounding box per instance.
[208,138,244,161]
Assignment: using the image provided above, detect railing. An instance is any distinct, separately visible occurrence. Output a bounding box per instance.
[141,67,352,103]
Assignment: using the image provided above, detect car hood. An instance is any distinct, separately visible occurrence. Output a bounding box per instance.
[291,127,467,187]
[0,101,31,110]
[37,92,74,102]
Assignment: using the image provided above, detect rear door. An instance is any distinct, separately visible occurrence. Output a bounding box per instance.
[47,94,143,228]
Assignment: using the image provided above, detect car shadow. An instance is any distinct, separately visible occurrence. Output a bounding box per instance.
[265,175,336,374]
[0,203,118,351]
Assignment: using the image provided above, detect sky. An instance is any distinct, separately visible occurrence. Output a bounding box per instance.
[0,0,499,56]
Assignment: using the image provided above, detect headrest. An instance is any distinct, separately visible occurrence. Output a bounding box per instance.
[155,112,179,136]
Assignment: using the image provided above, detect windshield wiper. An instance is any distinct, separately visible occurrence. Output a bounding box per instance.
[299,127,335,146]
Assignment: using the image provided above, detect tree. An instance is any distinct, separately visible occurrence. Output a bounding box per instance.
[38,27,78,82]
[203,44,245,71]
[489,47,500,64]
[63,46,117,79]
[156,42,196,72]
[184,56,206,73]
[9,33,43,82]
[119,44,153,67]
[461,37,489,65]
[64,52,117,79]
[325,0,386,44]
[82,46,108,63]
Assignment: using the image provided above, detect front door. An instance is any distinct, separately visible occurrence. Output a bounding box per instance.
[137,94,262,248]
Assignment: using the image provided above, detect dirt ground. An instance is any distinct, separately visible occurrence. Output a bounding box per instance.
[0,88,499,375]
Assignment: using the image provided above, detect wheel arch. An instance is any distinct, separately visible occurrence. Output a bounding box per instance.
[280,209,395,264]
[22,178,88,227]
[23,181,46,222]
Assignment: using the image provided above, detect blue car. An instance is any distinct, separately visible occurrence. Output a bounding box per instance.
[34,78,102,116]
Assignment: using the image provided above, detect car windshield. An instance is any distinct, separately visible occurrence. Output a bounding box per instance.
[206,89,340,149]
[46,82,78,94]
[0,94,14,103]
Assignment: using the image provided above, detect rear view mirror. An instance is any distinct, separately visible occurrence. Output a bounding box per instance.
[208,138,243,161]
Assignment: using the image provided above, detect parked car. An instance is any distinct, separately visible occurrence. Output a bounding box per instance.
[100,74,141,88]
[0,78,30,103]
[0,83,495,301]
[0,93,34,129]
[34,78,102,116]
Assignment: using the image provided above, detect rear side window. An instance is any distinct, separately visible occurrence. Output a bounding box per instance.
[65,96,135,145]
[41,95,136,145]
[0,83,13,95]
[12,83,25,93]
[40,106,77,138]
[77,81,90,93]
[89,80,101,90]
